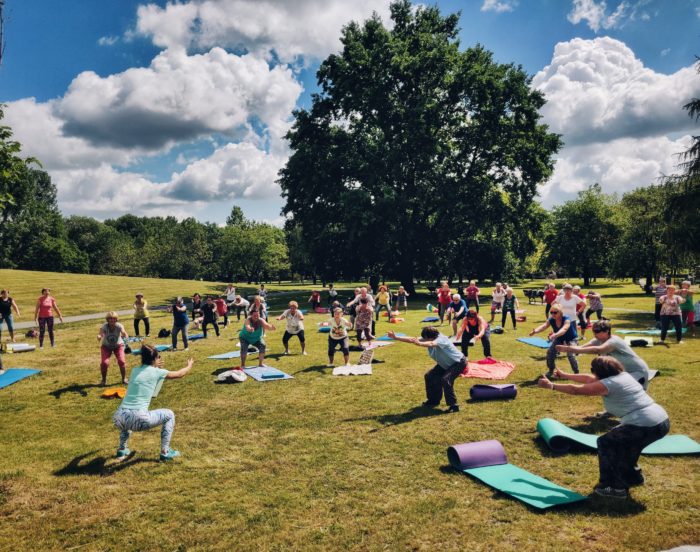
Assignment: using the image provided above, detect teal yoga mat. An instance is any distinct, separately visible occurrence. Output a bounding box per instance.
[447,440,586,509]
[130,344,171,355]
[616,328,687,336]
[377,332,406,341]
[0,369,41,390]
[243,366,293,382]
[537,418,700,455]
[516,337,551,349]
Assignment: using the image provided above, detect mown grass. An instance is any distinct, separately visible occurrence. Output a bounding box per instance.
[0,272,698,551]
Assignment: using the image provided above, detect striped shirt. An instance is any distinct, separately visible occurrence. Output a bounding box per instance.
[654,285,667,304]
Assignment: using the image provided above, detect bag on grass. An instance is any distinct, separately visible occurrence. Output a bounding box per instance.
[25,328,38,338]
[157,328,171,338]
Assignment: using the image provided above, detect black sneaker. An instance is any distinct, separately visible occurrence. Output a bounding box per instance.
[422,400,439,408]
[627,467,644,487]
[594,486,628,499]
[447,404,460,413]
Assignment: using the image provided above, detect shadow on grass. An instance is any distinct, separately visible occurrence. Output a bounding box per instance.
[53,451,159,477]
[49,383,103,399]
[293,364,331,375]
[439,463,646,515]
[344,405,447,432]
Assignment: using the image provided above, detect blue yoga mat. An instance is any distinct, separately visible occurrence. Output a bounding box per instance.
[208,351,241,360]
[377,332,406,341]
[243,366,293,382]
[0,369,41,390]
[189,333,205,341]
[131,344,172,355]
[516,337,551,349]
[421,316,440,323]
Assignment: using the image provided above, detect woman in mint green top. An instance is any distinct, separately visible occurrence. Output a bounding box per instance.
[238,309,276,369]
[112,344,193,461]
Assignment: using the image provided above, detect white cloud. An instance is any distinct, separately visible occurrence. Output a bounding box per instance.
[134,0,392,62]
[98,35,119,46]
[57,47,302,151]
[481,0,518,13]
[533,37,700,146]
[539,134,691,205]
[567,0,629,32]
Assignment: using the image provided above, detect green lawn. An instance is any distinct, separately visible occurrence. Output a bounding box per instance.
[0,272,698,551]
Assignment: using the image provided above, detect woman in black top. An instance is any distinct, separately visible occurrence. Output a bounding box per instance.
[0,289,21,343]
[201,296,220,338]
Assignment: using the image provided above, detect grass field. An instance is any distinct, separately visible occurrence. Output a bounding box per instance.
[0,271,698,551]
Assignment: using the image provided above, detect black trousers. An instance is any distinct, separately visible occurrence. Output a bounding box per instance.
[660,314,683,342]
[202,320,220,337]
[597,419,670,489]
[501,309,516,329]
[424,357,467,407]
[460,332,491,358]
[134,317,150,336]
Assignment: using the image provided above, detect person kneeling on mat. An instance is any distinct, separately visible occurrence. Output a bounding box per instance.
[239,309,275,369]
[112,345,193,461]
[538,356,669,499]
[277,301,306,355]
[389,326,466,413]
[98,311,129,387]
[456,309,492,359]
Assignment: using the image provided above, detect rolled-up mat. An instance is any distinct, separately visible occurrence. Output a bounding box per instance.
[447,439,586,509]
[470,384,517,400]
[421,316,440,323]
[516,337,551,349]
[188,333,205,341]
[537,418,700,455]
[4,343,36,353]
[0,368,41,390]
[318,326,331,333]
[130,344,171,355]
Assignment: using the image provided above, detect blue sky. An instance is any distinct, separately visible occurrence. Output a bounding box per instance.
[1,0,699,224]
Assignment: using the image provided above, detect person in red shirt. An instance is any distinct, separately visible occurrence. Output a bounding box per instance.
[463,280,480,313]
[215,296,228,327]
[437,282,453,325]
[543,283,559,319]
[308,290,321,311]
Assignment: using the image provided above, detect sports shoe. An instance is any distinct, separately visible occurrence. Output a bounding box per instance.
[302,351,308,355]
[627,466,644,486]
[594,486,628,499]
[326,364,334,368]
[160,449,181,461]
[116,448,131,458]
[283,351,289,355]
[447,404,460,413]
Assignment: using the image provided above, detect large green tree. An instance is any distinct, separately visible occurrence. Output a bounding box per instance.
[279,1,561,291]
[541,184,619,286]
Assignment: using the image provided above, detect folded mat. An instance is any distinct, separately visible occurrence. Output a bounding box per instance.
[470,384,517,400]
[516,337,551,349]
[130,344,171,355]
[377,333,406,341]
[460,358,516,380]
[447,439,586,509]
[537,418,700,455]
[207,347,258,360]
[421,316,440,323]
[333,364,372,376]
[0,368,41,390]
[101,387,126,399]
[188,333,205,341]
[243,366,293,381]
[616,328,687,335]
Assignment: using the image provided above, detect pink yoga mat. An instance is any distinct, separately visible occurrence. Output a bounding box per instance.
[460,358,516,380]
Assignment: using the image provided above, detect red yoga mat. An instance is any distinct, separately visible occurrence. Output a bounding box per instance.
[460,358,516,380]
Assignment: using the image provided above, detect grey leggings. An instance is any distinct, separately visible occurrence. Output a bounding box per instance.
[113,407,175,451]
[546,335,579,374]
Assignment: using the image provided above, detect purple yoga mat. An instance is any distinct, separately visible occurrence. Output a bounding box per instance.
[470,384,517,401]
[447,439,508,470]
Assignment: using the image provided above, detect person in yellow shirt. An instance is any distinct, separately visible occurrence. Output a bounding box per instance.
[133,293,150,337]
[374,285,392,321]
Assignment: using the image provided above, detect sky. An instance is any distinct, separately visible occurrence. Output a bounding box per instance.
[1,0,699,225]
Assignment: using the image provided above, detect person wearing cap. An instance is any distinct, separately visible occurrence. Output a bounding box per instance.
[98,311,129,386]
[112,344,193,462]
[133,293,150,337]
[388,326,466,413]
[529,302,579,377]
[555,320,651,388]
[456,309,492,359]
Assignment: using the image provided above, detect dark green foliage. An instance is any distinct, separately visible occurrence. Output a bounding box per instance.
[279,1,561,290]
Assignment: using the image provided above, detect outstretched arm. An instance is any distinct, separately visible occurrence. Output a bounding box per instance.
[166,358,194,379]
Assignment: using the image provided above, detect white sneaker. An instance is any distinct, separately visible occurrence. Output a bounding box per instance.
[326,364,334,368]
[302,351,308,355]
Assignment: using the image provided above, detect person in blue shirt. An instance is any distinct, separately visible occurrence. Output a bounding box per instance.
[529,302,579,377]
[447,294,467,337]
[112,344,193,461]
[170,297,190,351]
[389,326,466,413]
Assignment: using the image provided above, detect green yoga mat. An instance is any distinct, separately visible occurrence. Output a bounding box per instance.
[465,464,587,509]
[447,440,586,509]
[537,418,700,455]
[616,328,687,336]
